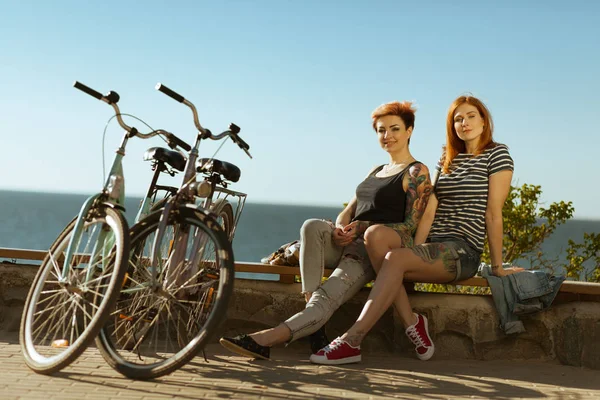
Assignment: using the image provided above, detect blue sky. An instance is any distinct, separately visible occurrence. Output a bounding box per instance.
[2,0,599,218]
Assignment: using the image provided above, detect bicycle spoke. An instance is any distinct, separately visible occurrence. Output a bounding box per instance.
[22,206,128,373]
[33,290,65,310]
[40,298,77,348]
[48,252,63,281]
[31,292,69,341]
[95,206,233,379]
[73,297,97,321]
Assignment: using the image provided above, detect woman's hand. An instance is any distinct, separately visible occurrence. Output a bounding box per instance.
[332,226,354,247]
[492,265,525,277]
[342,221,365,238]
[332,221,365,246]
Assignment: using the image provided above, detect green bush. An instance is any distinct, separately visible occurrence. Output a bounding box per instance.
[420,183,599,293]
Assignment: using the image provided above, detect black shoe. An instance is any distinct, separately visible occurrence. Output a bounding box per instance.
[219,334,270,360]
[309,326,329,354]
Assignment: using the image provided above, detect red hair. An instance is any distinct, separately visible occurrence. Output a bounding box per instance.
[443,95,496,173]
[371,101,416,131]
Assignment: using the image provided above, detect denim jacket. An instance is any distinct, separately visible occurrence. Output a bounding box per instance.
[480,264,566,334]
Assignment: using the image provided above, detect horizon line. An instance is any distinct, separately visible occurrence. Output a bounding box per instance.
[2,187,600,221]
[0,187,346,210]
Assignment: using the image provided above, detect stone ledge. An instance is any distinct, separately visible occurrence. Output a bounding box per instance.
[221,280,600,369]
[2,263,599,369]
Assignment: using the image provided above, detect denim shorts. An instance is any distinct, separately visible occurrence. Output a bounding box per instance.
[412,237,481,282]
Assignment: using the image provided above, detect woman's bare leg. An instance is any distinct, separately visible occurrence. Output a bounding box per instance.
[363,225,416,325]
[342,248,454,346]
[249,324,291,347]
[363,225,404,273]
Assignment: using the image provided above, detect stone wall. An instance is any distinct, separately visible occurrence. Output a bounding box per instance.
[2,262,599,369]
[0,263,37,333]
[225,280,600,370]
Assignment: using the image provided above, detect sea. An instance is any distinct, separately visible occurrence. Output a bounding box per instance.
[1,190,598,279]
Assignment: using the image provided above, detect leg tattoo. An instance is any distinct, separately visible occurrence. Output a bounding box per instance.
[411,243,458,275]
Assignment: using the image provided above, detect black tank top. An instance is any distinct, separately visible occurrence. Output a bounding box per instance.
[353,162,420,223]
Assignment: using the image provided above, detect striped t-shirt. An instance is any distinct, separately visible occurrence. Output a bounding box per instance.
[428,144,514,252]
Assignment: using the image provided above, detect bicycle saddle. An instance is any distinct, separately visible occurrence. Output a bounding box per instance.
[144,147,186,172]
[197,158,241,183]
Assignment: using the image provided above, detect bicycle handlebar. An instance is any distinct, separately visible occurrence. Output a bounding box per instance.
[155,83,252,158]
[225,123,251,158]
[136,129,192,152]
[155,82,207,134]
[165,132,192,152]
[231,135,249,150]
[73,81,103,101]
[228,123,248,149]
[74,81,191,152]
[155,83,184,103]
[74,80,134,134]
[209,128,252,159]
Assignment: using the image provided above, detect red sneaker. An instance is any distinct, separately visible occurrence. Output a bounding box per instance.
[405,313,435,360]
[309,337,361,365]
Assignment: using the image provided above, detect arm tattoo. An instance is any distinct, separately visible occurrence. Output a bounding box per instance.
[384,164,433,247]
[348,165,433,243]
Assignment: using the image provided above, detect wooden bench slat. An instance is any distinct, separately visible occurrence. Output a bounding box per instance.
[234,262,334,277]
[0,247,47,261]
[2,247,599,295]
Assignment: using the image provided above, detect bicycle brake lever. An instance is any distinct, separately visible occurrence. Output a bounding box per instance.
[165,132,192,152]
[229,123,241,134]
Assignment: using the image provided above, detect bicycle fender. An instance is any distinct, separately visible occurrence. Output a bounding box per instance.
[100,201,126,213]
[180,204,226,234]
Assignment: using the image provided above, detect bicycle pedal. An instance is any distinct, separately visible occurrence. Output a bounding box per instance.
[119,313,133,321]
[121,272,130,288]
[201,287,215,312]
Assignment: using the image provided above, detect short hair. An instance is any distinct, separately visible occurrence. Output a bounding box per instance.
[371,101,417,131]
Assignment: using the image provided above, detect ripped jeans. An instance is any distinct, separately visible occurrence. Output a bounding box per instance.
[284,218,375,342]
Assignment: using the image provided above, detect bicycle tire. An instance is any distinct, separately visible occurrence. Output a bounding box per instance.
[96,205,234,380]
[151,191,235,241]
[210,199,235,241]
[149,197,168,213]
[20,205,129,374]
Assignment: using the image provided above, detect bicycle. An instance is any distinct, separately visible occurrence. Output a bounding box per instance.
[95,83,252,380]
[19,82,189,374]
[142,135,249,243]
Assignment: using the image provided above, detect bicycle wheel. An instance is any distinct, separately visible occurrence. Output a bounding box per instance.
[96,205,234,380]
[20,205,129,374]
[210,199,235,241]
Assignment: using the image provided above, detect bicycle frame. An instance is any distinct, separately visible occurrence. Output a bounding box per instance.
[201,185,247,241]
[134,166,178,224]
[59,124,130,282]
[147,131,202,289]
[120,83,252,296]
[64,82,181,284]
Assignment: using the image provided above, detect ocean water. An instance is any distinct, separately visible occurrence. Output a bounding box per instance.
[0,190,339,265]
[1,190,598,277]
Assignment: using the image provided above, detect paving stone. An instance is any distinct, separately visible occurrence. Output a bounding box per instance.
[1,333,599,400]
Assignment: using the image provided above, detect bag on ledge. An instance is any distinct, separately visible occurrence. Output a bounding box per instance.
[261,240,301,266]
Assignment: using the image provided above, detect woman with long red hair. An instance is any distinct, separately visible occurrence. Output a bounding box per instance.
[311,95,523,365]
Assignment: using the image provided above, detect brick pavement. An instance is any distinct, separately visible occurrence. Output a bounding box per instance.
[1,335,599,400]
